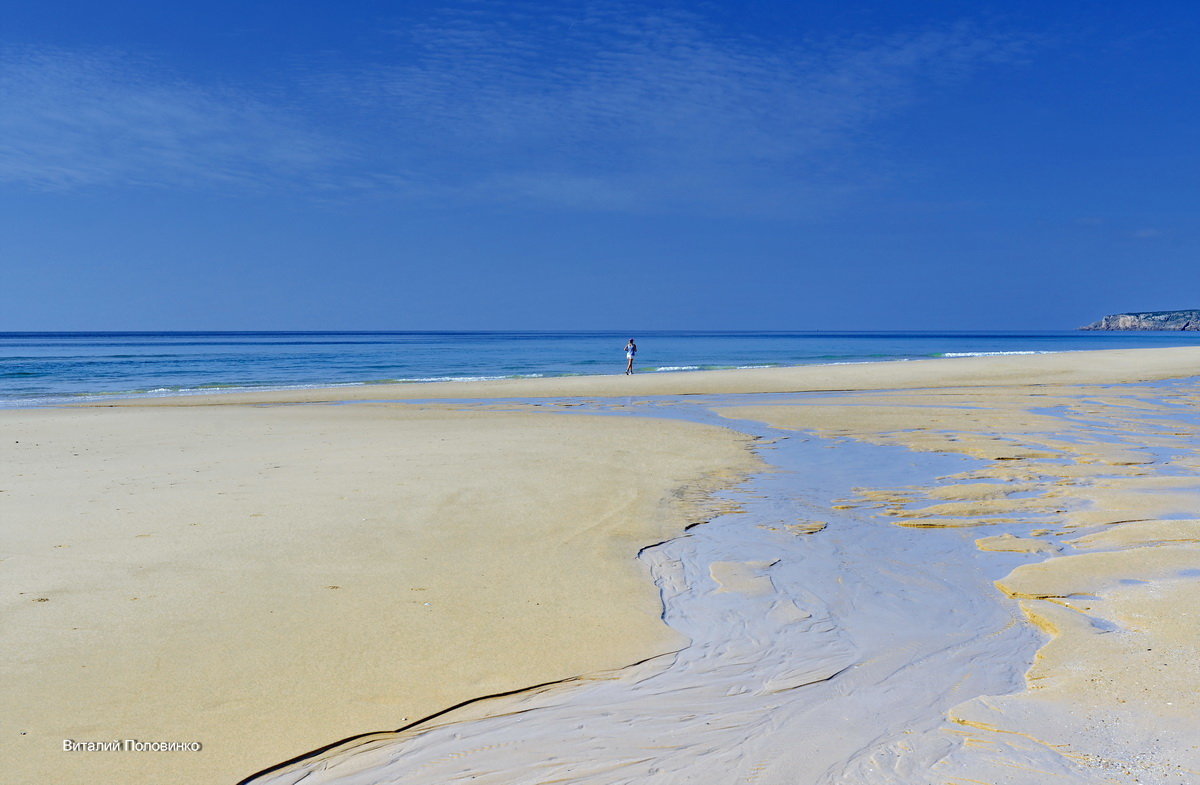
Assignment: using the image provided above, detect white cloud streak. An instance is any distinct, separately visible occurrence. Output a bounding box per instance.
[0,7,1034,212]
[319,7,1034,211]
[0,47,343,190]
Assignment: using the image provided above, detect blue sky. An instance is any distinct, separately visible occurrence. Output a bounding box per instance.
[2,0,1197,330]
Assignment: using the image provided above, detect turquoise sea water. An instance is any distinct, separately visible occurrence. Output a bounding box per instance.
[3,330,1200,407]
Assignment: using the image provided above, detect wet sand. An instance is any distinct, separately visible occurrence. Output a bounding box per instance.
[722,380,1200,781]
[8,346,1200,784]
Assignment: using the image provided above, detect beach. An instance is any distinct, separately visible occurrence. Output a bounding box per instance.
[5,346,1200,784]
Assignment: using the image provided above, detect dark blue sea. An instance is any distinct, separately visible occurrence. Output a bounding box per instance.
[3,331,1200,407]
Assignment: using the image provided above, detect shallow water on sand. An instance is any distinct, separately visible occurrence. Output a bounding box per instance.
[241,395,1076,785]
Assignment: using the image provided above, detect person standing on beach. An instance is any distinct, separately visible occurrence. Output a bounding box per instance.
[624,338,637,375]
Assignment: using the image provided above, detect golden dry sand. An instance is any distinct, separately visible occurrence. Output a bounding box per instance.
[1,403,757,785]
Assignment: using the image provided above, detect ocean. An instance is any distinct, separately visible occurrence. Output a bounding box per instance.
[4,330,1200,407]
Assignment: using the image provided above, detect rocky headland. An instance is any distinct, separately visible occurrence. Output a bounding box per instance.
[1081,309,1200,330]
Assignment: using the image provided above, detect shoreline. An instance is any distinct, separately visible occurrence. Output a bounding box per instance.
[61,345,1200,407]
[2,353,1018,410]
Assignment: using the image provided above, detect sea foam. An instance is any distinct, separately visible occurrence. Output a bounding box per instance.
[939,351,1051,357]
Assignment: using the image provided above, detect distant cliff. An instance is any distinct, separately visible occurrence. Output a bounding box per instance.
[1081,310,1200,330]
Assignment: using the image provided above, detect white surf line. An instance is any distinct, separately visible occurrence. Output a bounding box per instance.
[241,397,1068,785]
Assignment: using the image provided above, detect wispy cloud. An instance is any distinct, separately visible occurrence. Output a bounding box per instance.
[317,7,1034,212]
[0,47,343,190]
[0,7,1034,212]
